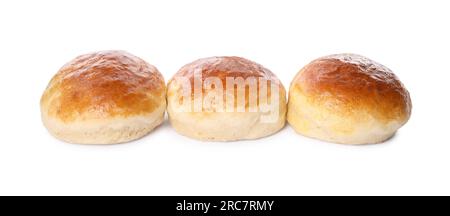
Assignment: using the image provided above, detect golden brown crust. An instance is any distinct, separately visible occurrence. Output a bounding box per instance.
[168,56,285,106]
[41,50,166,122]
[291,53,411,123]
[172,56,280,83]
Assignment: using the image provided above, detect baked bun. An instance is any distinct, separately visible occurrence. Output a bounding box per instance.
[167,56,286,141]
[40,51,166,144]
[287,54,411,144]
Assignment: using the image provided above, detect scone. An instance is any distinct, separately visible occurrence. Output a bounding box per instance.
[40,50,166,144]
[167,56,286,141]
[287,53,412,144]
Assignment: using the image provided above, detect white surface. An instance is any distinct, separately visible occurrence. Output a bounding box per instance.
[0,0,449,195]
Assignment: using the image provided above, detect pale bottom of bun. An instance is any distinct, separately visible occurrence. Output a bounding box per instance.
[42,105,165,144]
[287,92,403,145]
[168,109,286,141]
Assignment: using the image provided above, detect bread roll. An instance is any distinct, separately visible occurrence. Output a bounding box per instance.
[287,54,412,144]
[167,56,286,141]
[40,51,166,144]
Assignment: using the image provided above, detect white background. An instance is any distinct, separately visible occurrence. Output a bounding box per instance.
[0,0,449,195]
